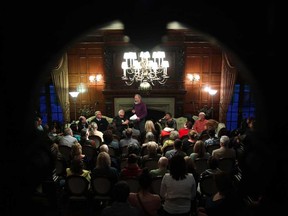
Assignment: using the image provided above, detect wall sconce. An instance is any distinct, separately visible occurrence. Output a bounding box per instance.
[89,74,102,83]
[187,73,200,83]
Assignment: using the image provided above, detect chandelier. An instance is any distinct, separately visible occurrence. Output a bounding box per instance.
[121,51,169,89]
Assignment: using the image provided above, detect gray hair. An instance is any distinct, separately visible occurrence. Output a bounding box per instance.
[220,135,230,147]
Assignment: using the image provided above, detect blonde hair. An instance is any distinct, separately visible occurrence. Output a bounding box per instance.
[144,120,156,133]
[96,152,111,168]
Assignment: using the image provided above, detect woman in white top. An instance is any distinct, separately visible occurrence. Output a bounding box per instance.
[160,154,197,215]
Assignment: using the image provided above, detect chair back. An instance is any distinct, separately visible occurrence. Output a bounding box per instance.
[150,176,163,196]
[82,145,97,170]
[65,175,89,197]
[55,158,67,177]
[206,144,220,155]
[199,174,217,197]
[123,177,140,193]
[58,145,72,165]
[142,158,159,171]
[218,157,235,174]
[194,158,209,176]
[91,176,113,202]
[88,135,102,149]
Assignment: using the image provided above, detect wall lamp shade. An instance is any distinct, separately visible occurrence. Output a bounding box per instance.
[69,91,80,98]
[121,51,169,89]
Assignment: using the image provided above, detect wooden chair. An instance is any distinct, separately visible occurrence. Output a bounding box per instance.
[65,175,90,201]
[58,145,72,166]
[82,145,97,170]
[217,157,236,174]
[142,158,159,171]
[199,173,217,197]
[206,144,220,155]
[88,135,102,149]
[194,158,209,177]
[150,176,163,197]
[122,177,140,193]
[91,176,113,206]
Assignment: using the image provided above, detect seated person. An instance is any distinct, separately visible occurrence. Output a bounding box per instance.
[120,153,142,179]
[149,156,169,178]
[159,112,177,130]
[112,109,129,138]
[91,110,109,132]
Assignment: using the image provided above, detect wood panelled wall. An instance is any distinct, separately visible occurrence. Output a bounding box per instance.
[67,29,222,120]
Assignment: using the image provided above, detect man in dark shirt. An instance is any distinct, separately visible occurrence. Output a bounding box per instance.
[91,110,109,132]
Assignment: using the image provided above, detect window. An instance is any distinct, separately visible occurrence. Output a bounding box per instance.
[39,83,64,127]
[226,84,255,132]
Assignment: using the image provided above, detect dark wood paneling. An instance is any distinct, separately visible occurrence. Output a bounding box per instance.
[67,29,223,120]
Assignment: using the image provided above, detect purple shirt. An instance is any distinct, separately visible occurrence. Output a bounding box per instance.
[134,101,147,120]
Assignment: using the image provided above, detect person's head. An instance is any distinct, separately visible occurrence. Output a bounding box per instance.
[64,127,73,136]
[111,180,130,202]
[95,110,102,118]
[118,109,125,118]
[207,156,219,170]
[185,121,193,129]
[79,116,87,123]
[80,128,89,140]
[173,138,183,150]
[193,140,206,157]
[134,94,142,104]
[158,156,169,169]
[99,144,109,153]
[96,151,111,168]
[71,142,83,159]
[125,127,133,138]
[184,156,196,173]
[145,131,155,142]
[198,112,206,120]
[164,112,173,120]
[144,120,155,132]
[89,122,98,131]
[169,154,187,180]
[127,153,139,164]
[169,130,179,140]
[220,135,230,147]
[147,141,158,155]
[103,129,114,144]
[188,129,198,140]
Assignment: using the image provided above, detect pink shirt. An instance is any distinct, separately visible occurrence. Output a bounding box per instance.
[193,119,208,133]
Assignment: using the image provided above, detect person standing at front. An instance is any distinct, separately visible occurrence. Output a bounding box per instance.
[131,94,147,133]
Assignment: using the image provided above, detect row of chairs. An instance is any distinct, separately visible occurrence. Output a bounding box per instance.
[64,175,164,204]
